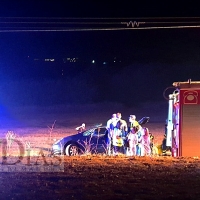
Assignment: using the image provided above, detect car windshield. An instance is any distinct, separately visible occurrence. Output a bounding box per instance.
[82,128,95,136]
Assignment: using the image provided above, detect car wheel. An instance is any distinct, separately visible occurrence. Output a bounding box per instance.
[65,144,79,156]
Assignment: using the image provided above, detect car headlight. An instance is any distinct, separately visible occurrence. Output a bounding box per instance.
[54,139,62,145]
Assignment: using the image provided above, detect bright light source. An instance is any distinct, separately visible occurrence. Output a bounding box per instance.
[92,60,95,63]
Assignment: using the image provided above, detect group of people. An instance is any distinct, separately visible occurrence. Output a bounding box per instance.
[106,113,152,156]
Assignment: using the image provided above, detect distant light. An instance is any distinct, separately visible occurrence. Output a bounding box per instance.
[45,59,55,62]
[92,60,95,63]
[103,62,107,65]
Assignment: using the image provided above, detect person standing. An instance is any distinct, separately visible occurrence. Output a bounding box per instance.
[142,127,151,156]
[126,115,139,155]
[136,125,145,156]
[106,113,118,155]
[129,115,139,129]
[116,112,128,154]
[127,126,138,156]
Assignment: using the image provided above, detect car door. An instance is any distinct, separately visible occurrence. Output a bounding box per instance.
[91,127,108,154]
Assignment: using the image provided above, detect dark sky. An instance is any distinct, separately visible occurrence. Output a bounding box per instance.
[0,1,198,18]
[0,1,200,108]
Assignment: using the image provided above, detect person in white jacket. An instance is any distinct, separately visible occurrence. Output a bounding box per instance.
[106,114,118,155]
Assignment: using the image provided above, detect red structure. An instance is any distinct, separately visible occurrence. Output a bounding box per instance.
[166,79,200,157]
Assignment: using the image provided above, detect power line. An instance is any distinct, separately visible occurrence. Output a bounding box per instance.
[1,17,200,32]
[1,25,200,32]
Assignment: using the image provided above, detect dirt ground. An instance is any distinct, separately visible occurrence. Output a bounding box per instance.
[1,105,200,199]
[1,155,200,200]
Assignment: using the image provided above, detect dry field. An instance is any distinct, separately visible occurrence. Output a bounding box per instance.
[1,104,200,199]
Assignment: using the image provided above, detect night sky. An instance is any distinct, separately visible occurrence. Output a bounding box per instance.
[0,1,200,109]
